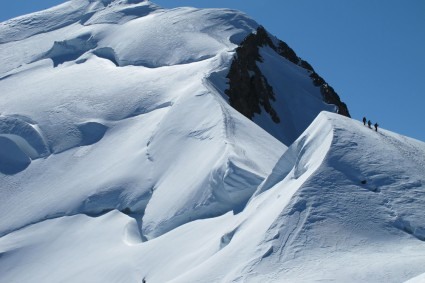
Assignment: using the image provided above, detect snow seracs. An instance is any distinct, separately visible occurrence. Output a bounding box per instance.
[0,0,283,240]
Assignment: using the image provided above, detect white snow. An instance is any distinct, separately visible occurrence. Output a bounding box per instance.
[2,111,425,282]
[405,273,425,283]
[0,0,282,240]
[255,46,337,145]
[1,0,425,282]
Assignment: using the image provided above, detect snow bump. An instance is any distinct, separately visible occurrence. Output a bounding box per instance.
[0,137,31,175]
[77,121,108,146]
[0,115,50,174]
[40,34,97,67]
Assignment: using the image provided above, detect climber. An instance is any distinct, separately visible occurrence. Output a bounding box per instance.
[363,117,367,125]
[374,122,379,132]
[367,120,372,128]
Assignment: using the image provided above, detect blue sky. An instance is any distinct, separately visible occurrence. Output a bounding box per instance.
[1,0,424,141]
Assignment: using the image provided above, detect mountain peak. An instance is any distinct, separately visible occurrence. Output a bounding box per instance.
[2,2,424,282]
[225,25,349,145]
[81,0,149,5]
[86,0,153,6]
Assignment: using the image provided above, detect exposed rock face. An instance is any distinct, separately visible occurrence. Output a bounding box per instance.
[225,27,280,123]
[310,73,350,117]
[226,26,350,124]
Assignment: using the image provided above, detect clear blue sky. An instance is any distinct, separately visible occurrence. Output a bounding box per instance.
[1,0,424,141]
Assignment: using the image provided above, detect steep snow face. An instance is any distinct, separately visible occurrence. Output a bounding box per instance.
[0,0,282,240]
[255,46,337,144]
[1,112,424,282]
[161,112,425,283]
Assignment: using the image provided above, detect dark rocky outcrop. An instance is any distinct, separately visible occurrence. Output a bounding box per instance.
[225,26,350,123]
[320,82,350,117]
[225,27,280,123]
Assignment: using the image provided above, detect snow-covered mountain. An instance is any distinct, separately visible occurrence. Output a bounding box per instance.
[1,1,424,282]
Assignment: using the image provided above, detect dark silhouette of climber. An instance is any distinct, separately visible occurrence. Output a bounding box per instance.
[367,120,372,128]
[363,117,367,125]
[374,123,379,132]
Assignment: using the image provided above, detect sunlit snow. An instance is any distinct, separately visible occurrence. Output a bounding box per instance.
[1,0,424,282]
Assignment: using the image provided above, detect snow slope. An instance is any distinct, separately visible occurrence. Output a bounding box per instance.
[0,0,286,240]
[1,0,425,282]
[255,46,337,145]
[1,112,425,282]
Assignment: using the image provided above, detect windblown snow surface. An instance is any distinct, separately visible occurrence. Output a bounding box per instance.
[1,0,425,282]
